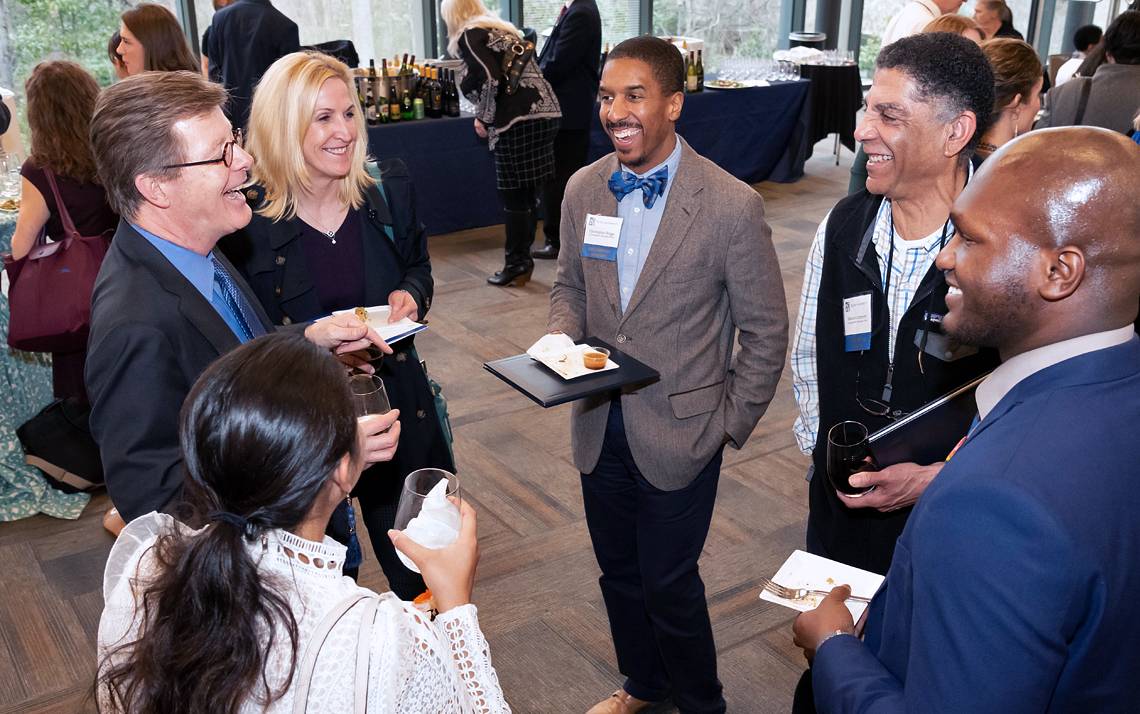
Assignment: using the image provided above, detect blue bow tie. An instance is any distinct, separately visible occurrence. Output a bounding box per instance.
[608,167,669,209]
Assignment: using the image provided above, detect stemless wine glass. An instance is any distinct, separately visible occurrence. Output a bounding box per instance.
[348,374,390,417]
[393,469,462,573]
[826,421,878,497]
[394,468,461,532]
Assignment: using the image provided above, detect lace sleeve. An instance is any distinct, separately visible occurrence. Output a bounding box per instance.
[365,599,510,713]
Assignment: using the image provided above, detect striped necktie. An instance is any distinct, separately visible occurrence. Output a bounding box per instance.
[210,254,262,342]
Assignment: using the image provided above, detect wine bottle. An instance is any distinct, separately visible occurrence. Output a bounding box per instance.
[447,69,461,117]
[429,67,443,118]
[696,50,704,92]
[686,52,698,93]
[401,88,414,121]
[364,61,379,125]
[389,74,401,122]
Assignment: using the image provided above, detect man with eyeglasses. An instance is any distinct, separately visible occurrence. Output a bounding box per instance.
[85,71,399,529]
[790,34,1000,576]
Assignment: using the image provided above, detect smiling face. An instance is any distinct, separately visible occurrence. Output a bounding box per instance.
[117,23,145,76]
[598,58,683,171]
[936,173,1038,351]
[855,68,962,200]
[162,108,254,250]
[302,78,358,184]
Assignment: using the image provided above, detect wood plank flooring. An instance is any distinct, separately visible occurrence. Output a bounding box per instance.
[0,142,852,714]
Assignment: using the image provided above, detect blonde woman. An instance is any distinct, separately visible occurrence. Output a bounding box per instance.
[222,52,453,599]
[441,0,561,286]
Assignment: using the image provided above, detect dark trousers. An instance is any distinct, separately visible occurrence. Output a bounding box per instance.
[540,128,590,246]
[581,400,726,713]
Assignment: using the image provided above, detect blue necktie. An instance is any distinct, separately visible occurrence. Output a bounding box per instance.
[608,167,669,209]
[210,254,263,342]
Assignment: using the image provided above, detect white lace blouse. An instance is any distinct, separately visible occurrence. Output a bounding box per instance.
[97,513,510,713]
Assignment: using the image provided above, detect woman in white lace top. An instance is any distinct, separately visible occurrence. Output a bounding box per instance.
[96,333,510,713]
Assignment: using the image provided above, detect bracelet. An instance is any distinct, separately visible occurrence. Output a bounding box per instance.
[816,629,855,651]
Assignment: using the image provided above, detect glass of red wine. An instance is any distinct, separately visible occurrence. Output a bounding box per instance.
[826,421,878,497]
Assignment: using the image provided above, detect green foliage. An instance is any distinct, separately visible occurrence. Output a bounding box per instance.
[10,0,125,89]
[859,33,880,78]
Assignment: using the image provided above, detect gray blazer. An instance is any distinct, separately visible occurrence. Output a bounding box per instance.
[1037,63,1140,134]
[548,138,789,490]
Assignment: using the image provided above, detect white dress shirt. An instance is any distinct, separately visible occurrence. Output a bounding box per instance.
[882,0,942,47]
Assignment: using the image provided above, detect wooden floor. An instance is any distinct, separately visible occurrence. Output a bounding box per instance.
[0,143,852,714]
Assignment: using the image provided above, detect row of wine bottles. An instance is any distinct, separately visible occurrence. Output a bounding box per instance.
[595,43,706,93]
[354,54,461,124]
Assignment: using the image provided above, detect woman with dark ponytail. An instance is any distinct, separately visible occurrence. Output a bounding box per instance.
[96,332,508,713]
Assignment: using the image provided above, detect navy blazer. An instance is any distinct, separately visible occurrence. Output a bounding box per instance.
[86,222,275,522]
[207,0,299,128]
[813,337,1140,712]
[538,0,601,131]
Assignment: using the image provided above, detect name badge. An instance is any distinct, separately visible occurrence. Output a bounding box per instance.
[581,213,622,261]
[843,292,872,351]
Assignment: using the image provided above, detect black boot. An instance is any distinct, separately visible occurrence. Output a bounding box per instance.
[531,240,559,259]
[488,208,535,287]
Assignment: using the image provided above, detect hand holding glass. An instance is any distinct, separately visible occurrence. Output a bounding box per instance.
[349,374,390,417]
[827,421,878,497]
[394,469,462,573]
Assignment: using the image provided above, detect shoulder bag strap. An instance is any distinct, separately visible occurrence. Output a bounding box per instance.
[42,167,81,241]
[1073,77,1093,126]
[352,595,383,713]
[292,592,372,714]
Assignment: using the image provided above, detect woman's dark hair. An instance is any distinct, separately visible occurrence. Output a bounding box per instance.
[108,31,124,65]
[97,332,359,714]
[121,3,199,73]
[877,32,996,155]
[606,36,685,95]
[25,61,102,183]
[1104,10,1140,65]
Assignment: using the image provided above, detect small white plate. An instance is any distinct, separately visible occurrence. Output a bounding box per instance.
[532,344,619,380]
[759,550,884,622]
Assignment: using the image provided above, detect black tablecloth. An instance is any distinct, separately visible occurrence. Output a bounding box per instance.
[799,63,863,152]
[367,80,811,236]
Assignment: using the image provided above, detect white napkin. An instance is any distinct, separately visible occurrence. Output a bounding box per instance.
[527,332,577,360]
[396,478,460,574]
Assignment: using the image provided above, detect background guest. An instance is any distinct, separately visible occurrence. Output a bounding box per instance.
[922,14,984,43]
[97,332,508,713]
[1038,11,1140,133]
[206,0,299,128]
[1055,24,1102,85]
[11,61,118,403]
[225,51,453,597]
[882,0,965,47]
[117,3,198,76]
[975,39,1042,163]
[199,0,232,81]
[533,0,602,260]
[974,0,1023,39]
[107,32,129,80]
[441,0,561,287]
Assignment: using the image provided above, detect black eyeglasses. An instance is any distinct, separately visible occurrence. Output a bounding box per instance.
[162,128,243,170]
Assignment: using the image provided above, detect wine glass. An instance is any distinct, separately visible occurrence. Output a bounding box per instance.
[826,421,878,497]
[348,374,390,417]
[393,468,462,573]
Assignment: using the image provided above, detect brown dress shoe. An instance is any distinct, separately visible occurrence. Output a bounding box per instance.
[585,689,655,714]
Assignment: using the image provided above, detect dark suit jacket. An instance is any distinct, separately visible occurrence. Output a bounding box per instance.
[813,338,1140,712]
[85,222,274,522]
[207,0,299,128]
[538,0,601,131]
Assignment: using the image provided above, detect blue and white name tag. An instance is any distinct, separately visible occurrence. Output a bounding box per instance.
[843,292,872,352]
[581,213,622,261]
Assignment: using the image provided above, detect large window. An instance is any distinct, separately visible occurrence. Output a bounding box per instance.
[194,0,425,68]
[858,0,908,76]
[653,0,783,69]
[528,0,639,51]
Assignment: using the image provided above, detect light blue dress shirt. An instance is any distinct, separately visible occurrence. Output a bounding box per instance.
[132,223,250,341]
[615,134,682,312]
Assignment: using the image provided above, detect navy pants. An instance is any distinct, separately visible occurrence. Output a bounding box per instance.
[581,400,726,713]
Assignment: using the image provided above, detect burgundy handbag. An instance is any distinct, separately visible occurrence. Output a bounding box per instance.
[4,168,112,352]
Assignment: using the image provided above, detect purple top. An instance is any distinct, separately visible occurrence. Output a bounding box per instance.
[20,162,118,240]
[297,209,367,314]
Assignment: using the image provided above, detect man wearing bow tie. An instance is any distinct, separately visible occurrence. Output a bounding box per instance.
[547,36,789,714]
